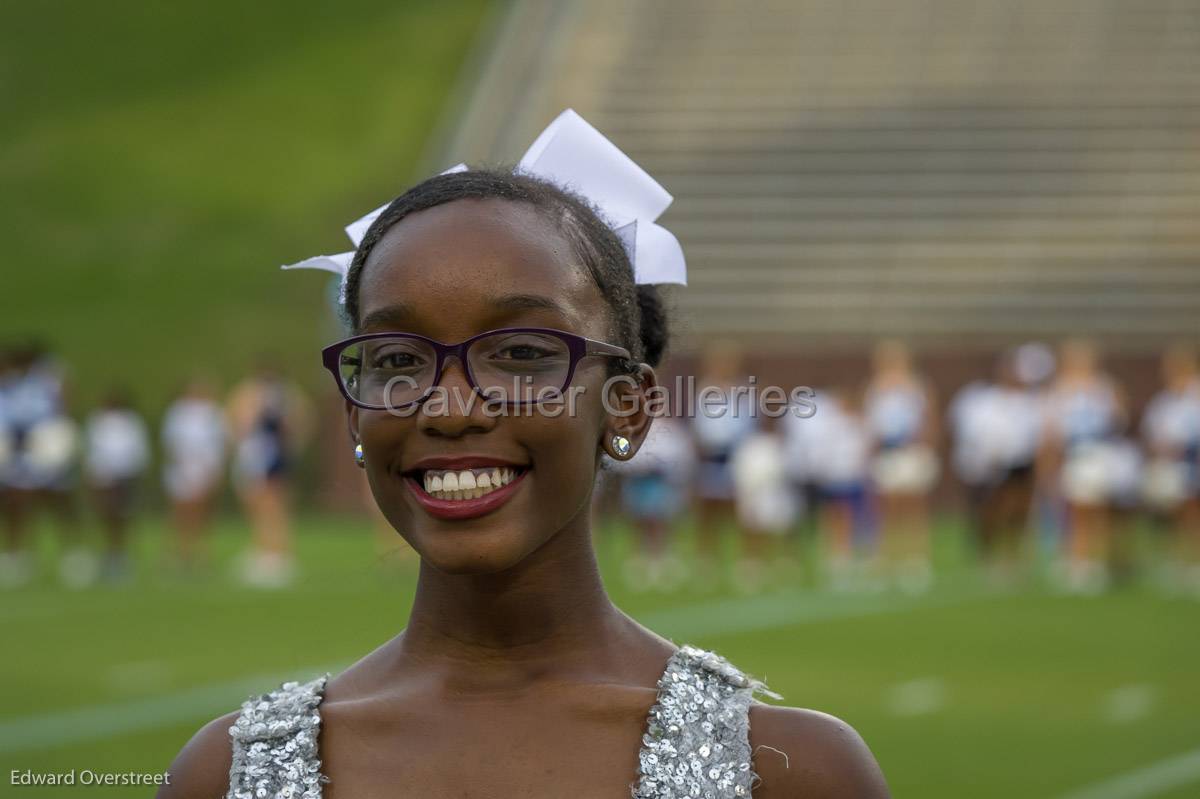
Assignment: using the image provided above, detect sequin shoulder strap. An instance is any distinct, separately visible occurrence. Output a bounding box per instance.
[226,674,331,799]
[632,645,781,799]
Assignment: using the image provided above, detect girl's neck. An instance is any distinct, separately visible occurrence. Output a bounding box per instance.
[395,516,636,693]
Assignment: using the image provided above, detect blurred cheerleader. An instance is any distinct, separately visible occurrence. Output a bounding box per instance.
[862,340,940,593]
[226,357,313,588]
[1038,339,1127,593]
[0,342,83,588]
[949,350,1044,585]
[731,414,799,593]
[83,388,150,583]
[162,377,228,572]
[1140,344,1200,594]
[613,415,692,591]
[690,339,757,583]
[787,388,872,591]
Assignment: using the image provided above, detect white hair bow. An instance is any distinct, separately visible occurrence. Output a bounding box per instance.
[282,109,687,292]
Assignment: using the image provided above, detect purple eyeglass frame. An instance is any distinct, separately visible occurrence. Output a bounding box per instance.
[322,326,633,410]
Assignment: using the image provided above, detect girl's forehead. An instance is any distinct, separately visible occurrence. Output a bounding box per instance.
[357,198,605,333]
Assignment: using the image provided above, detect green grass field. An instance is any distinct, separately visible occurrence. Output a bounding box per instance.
[2,515,1198,798]
[1,0,490,413]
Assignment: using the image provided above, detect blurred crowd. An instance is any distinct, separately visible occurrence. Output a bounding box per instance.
[5,336,1199,599]
[0,341,313,589]
[607,339,1200,599]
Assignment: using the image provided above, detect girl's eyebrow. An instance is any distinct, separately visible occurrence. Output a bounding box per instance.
[492,293,568,315]
[359,304,414,330]
[359,295,568,331]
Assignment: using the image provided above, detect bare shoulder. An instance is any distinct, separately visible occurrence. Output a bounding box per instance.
[748,703,891,798]
[156,709,239,799]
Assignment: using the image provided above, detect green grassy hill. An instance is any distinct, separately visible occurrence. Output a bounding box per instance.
[1,0,490,412]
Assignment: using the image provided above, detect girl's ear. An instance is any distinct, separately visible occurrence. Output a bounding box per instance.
[601,364,659,459]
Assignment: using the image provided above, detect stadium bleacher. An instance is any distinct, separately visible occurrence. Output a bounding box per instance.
[440,0,1200,354]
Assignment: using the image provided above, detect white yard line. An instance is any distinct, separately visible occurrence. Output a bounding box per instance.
[639,587,977,642]
[1055,748,1200,799]
[0,588,978,754]
[0,667,340,755]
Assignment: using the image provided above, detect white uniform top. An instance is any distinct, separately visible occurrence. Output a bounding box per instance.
[785,392,869,488]
[4,363,63,431]
[731,431,798,532]
[1142,382,1200,457]
[691,390,756,456]
[863,382,927,447]
[951,382,1043,485]
[1044,378,1120,446]
[161,397,227,500]
[949,382,993,485]
[1,362,75,488]
[84,409,149,484]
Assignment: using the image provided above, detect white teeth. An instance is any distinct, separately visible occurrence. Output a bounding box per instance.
[420,466,524,500]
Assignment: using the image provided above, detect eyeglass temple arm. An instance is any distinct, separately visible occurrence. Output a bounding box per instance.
[583,339,632,359]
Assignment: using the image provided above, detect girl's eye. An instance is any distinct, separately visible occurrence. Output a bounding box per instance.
[370,349,427,369]
[495,344,554,361]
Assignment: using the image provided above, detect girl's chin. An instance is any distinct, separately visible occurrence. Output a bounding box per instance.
[411,537,542,576]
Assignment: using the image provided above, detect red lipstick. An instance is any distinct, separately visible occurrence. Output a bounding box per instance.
[402,456,529,521]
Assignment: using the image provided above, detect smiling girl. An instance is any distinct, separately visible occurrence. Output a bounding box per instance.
[161,113,889,799]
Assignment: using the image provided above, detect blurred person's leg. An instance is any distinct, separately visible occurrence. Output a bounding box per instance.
[876,492,929,593]
[0,487,34,587]
[36,484,98,588]
[993,467,1035,586]
[257,478,291,555]
[734,478,799,593]
[238,477,295,588]
[858,488,887,590]
[92,479,134,584]
[34,485,83,552]
[1,486,27,552]
[896,492,933,594]
[627,518,684,592]
[1107,503,1139,589]
[963,482,991,563]
[1066,502,1110,593]
[693,451,737,587]
[733,529,774,593]
[1173,498,1200,595]
[695,496,732,589]
[621,473,686,591]
[172,494,213,572]
[976,483,1003,573]
[647,518,688,591]
[820,496,856,591]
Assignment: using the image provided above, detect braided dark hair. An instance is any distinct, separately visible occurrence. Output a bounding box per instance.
[342,169,669,369]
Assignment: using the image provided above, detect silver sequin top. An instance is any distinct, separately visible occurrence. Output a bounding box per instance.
[225,644,779,799]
